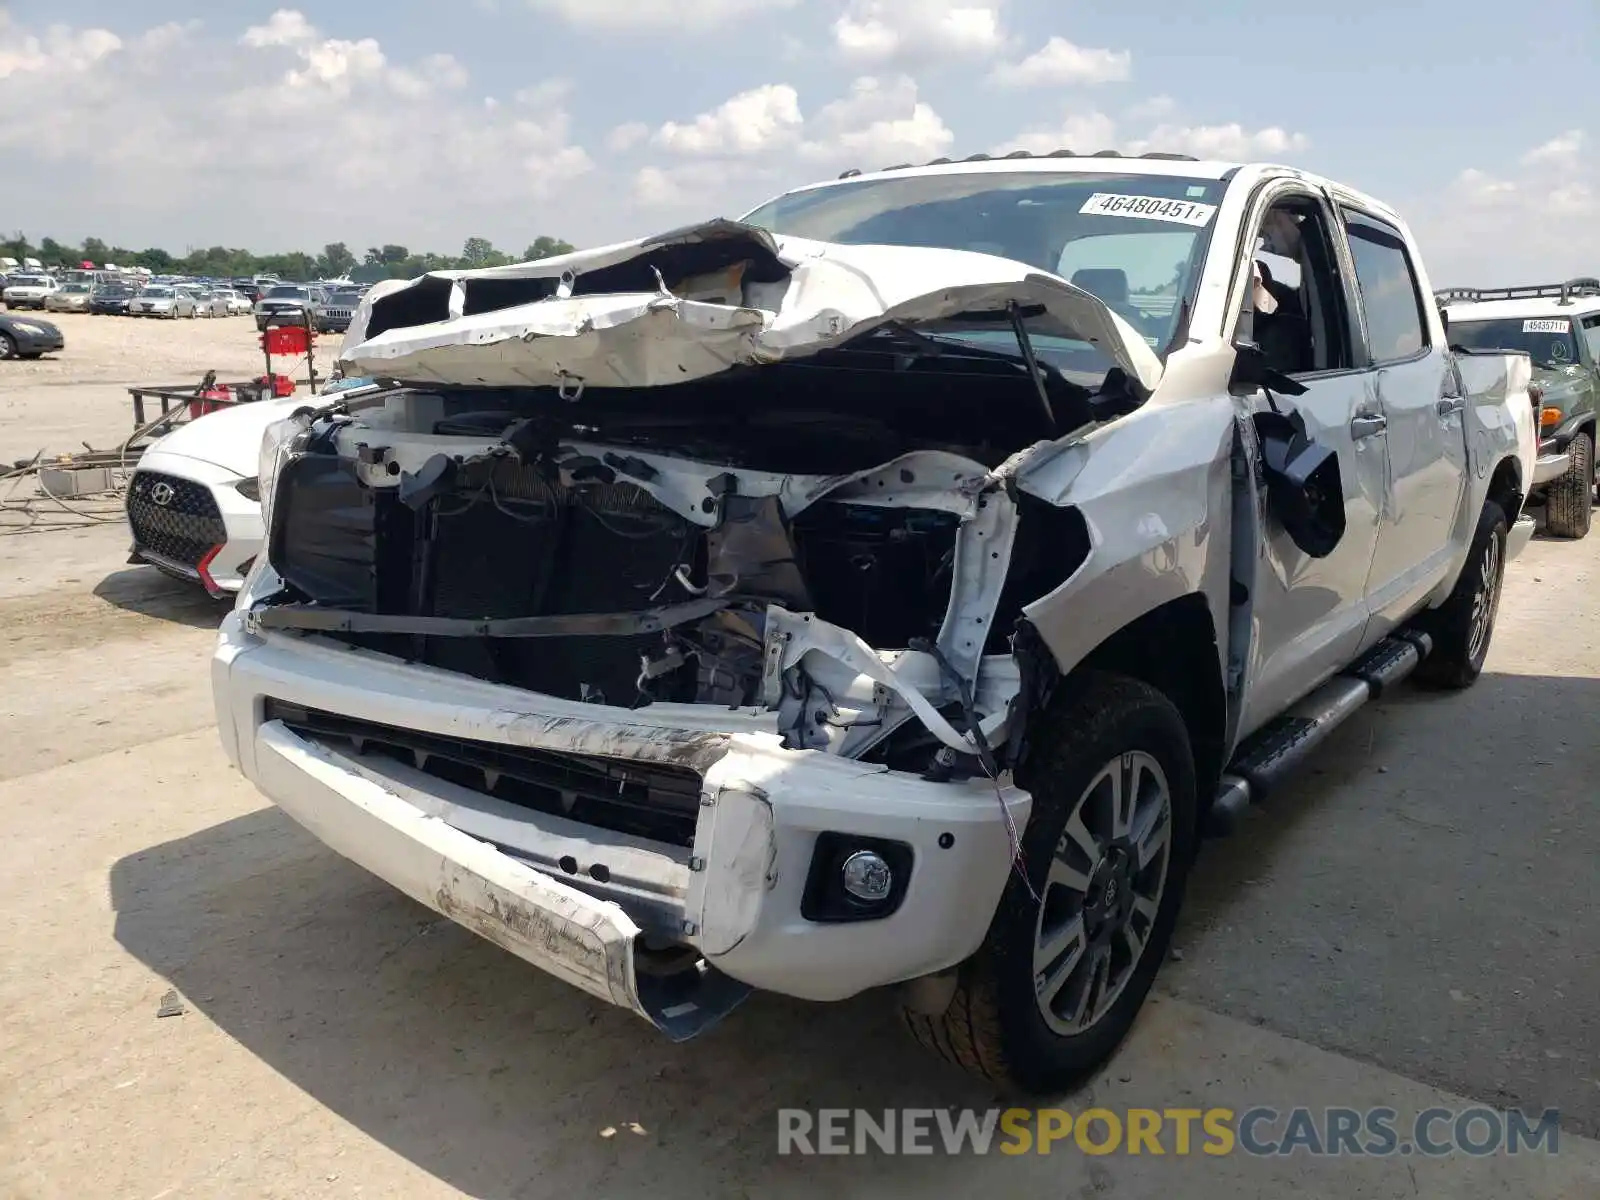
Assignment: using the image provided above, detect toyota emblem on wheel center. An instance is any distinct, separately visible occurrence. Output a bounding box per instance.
[150,482,175,506]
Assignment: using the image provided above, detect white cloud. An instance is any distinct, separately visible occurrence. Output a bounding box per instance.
[994,107,1307,162]
[633,76,954,210]
[993,110,1119,156]
[607,121,651,152]
[0,14,122,79]
[286,37,387,94]
[1127,122,1308,159]
[0,13,595,252]
[800,75,953,165]
[653,84,803,155]
[1450,168,1520,208]
[989,37,1131,88]
[1521,129,1584,169]
[523,0,798,31]
[834,0,1006,65]
[241,9,315,48]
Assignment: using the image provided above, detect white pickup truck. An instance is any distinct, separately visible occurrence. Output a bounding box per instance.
[213,154,1537,1094]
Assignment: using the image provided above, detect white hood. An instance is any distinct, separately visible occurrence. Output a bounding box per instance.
[336,220,1164,395]
[144,394,310,477]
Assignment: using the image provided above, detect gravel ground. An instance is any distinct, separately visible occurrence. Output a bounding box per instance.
[0,309,317,464]
[1,319,1598,1198]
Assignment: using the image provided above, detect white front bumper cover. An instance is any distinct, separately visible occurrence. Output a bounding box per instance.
[214,610,1032,1039]
[130,446,264,593]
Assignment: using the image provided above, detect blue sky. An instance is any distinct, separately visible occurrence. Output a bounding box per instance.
[2,1,1594,280]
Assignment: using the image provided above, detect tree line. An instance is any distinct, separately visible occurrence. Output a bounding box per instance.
[1,233,577,282]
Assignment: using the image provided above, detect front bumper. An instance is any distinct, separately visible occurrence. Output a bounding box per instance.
[212,615,1030,1030]
[127,448,263,592]
[1532,443,1572,486]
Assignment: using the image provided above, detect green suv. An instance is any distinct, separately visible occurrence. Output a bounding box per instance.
[1439,278,1600,539]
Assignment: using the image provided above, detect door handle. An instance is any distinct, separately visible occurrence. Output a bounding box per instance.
[1351,413,1388,440]
[1437,399,1464,418]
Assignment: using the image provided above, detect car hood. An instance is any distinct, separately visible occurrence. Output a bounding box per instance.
[336,218,1164,395]
[145,394,310,477]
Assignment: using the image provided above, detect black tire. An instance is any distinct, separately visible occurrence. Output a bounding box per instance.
[1544,432,1592,539]
[1414,500,1508,689]
[900,671,1196,1094]
[0,332,15,360]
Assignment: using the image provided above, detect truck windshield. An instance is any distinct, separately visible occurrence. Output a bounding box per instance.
[1450,318,1583,369]
[742,170,1224,370]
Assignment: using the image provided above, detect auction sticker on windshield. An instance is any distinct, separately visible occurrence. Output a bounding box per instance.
[1079,193,1218,226]
[1523,319,1570,333]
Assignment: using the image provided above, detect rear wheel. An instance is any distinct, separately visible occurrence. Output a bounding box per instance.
[1415,500,1507,689]
[0,332,15,360]
[900,672,1195,1094]
[1544,432,1593,539]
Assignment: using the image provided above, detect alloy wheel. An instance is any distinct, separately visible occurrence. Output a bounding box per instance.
[1032,751,1173,1036]
[1466,528,1501,664]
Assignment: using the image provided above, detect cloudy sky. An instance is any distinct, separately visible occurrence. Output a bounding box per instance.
[1,1,1593,281]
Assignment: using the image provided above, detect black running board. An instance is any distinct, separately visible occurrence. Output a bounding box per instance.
[1207,631,1432,836]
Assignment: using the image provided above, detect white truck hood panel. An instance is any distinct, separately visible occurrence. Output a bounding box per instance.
[336,221,1163,394]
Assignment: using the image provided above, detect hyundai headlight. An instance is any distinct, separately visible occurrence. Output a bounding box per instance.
[256,411,311,538]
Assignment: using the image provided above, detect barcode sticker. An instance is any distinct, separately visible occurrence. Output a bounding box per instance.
[1079,193,1218,227]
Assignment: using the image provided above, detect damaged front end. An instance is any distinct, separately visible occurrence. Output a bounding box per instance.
[250,219,1156,784]
[226,219,1171,1033]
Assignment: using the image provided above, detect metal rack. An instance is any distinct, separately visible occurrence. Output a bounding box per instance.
[1434,277,1600,306]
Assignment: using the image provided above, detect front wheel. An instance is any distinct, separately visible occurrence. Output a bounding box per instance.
[901,672,1195,1094]
[1544,432,1593,539]
[0,332,16,359]
[1414,500,1508,689]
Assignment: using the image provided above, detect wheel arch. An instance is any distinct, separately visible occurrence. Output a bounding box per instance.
[1016,593,1227,817]
[1486,454,1525,522]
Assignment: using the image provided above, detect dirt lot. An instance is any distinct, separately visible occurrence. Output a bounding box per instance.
[0,310,311,466]
[3,322,1599,1198]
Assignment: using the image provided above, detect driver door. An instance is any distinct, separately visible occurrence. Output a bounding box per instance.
[1233,189,1387,739]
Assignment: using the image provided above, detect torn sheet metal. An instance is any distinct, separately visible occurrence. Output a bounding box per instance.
[337,219,1163,394]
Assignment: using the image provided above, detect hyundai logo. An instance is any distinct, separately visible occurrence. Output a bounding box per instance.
[150,482,175,506]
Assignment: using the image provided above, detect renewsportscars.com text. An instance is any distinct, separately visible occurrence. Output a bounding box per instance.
[777,1106,1560,1157]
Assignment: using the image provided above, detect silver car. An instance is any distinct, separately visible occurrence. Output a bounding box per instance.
[128,285,196,318]
[187,288,230,318]
[44,283,94,313]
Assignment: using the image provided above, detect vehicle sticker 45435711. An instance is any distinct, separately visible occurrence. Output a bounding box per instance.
[1079,193,1218,227]
[1524,319,1570,333]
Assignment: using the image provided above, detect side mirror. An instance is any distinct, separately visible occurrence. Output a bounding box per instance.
[1253,407,1346,558]
[1229,338,1309,397]
[1438,307,1450,337]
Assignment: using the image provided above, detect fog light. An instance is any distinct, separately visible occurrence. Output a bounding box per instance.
[841,850,893,902]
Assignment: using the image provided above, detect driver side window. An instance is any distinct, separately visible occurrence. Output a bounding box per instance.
[1235,197,1356,377]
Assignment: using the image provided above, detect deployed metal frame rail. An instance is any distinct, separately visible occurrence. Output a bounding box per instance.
[1434,277,1600,306]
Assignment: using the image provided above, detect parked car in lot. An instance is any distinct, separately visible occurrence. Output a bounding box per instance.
[2,274,59,310]
[254,284,326,331]
[129,285,196,319]
[44,282,94,314]
[125,393,313,594]
[1439,278,1600,538]
[187,288,231,318]
[89,283,139,315]
[217,288,253,316]
[216,153,1537,1094]
[318,288,362,334]
[0,311,65,359]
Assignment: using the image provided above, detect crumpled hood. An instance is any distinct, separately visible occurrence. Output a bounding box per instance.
[336,219,1163,395]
